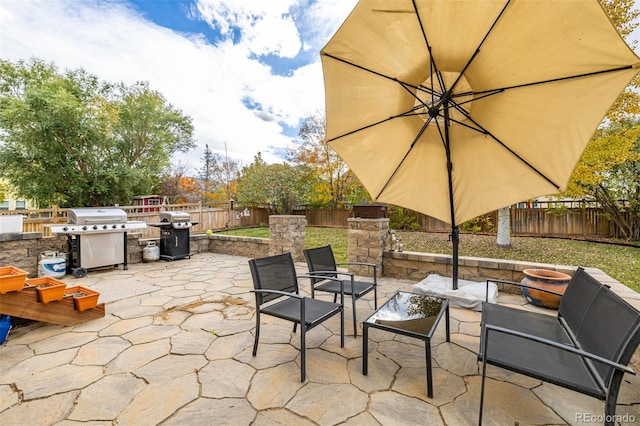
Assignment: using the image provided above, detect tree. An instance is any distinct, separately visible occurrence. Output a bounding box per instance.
[561,1,640,241]
[158,163,201,203]
[199,144,216,198]
[199,143,240,204]
[288,111,368,208]
[566,120,640,240]
[0,58,195,207]
[496,206,511,247]
[236,153,310,214]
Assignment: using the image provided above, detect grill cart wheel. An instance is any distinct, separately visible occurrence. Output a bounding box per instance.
[72,267,87,279]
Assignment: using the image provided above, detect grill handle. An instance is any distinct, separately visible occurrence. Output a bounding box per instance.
[82,218,124,225]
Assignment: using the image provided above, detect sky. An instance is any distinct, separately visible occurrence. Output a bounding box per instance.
[0,0,358,173]
[1,0,639,176]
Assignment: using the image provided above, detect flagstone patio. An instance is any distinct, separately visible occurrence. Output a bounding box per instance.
[0,252,638,425]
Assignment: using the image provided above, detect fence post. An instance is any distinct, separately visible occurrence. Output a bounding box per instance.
[347,217,389,277]
[269,215,306,262]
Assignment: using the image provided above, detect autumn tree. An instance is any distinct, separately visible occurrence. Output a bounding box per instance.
[158,163,201,203]
[561,0,640,241]
[0,58,194,207]
[288,111,369,208]
[566,120,640,240]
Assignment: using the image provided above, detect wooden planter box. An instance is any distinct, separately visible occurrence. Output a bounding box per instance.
[0,266,29,294]
[64,286,100,312]
[27,277,67,304]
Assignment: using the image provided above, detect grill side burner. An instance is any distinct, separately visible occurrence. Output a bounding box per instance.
[149,211,197,261]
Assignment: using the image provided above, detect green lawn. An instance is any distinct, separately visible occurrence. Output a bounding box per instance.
[216,226,639,292]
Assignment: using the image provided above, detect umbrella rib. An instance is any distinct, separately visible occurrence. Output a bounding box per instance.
[374,117,433,200]
[455,108,562,190]
[473,65,638,96]
[321,53,421,91]
[411,0,445,96]
[451,0,512,93]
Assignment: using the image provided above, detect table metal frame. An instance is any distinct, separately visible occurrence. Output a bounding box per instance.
[362,291,450,398]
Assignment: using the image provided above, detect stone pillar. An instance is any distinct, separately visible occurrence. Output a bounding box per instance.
[347,218,389,277]
[269,215,306,262]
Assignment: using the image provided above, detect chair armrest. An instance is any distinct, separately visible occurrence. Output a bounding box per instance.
[297,274,345,305]
[252,289,303,299]
[482,323,636,375]
[335,262,377,282]
[300,270,354,279]
[336,262,377,274]
[336,262,376,268]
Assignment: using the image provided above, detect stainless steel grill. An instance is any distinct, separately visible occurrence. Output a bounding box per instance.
[50,208,147,234]
[48,208,147,277]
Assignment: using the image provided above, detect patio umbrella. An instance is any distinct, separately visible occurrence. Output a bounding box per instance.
[321,0,640,289]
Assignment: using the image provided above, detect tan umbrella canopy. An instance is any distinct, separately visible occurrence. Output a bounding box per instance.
[321,0,640,288]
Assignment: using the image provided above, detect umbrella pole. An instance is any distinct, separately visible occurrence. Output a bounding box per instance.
[443,101,459,290]
[452,226,459,290]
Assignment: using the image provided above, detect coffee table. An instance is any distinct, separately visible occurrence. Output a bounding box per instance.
[362,291,450,398]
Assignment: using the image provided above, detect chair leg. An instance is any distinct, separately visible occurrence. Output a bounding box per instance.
[300,321,306,382]
[253,312,260,356]
[374,284,378,309]
[340,306,344,348]
[604,373,624,426]
[352,296,358,337]
[479,327,489,426]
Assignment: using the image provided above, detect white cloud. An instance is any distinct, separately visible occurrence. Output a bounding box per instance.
[0,0,358,173]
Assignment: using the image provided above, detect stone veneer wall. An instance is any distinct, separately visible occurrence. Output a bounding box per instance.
[0,233,68,277]
[347,218,389,277]
[136,234,269,263]
[207,234,268,258]
[382,250,576,292]
[268,215,307,262]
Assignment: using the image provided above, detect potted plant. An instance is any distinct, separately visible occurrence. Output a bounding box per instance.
[0,266,29,294]
[520,269,572,309]
[27,277,67,304]
[63,286,100,312]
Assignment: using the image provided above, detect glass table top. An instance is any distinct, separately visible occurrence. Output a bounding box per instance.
[364,291,446,336]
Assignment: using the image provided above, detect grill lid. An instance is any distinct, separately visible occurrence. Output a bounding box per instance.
[68,208,128,225]
[159,211,190,223]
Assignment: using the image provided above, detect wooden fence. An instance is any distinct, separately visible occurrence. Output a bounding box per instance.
[0,202,630,240]
[2,204,268,239]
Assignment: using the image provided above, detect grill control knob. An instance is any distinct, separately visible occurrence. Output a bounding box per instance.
[82,226,87,230]
[112,224,117,229]
[103,225,108,229]
[63,226,68,231]
[93,225,98,230]
[121,224,126,228]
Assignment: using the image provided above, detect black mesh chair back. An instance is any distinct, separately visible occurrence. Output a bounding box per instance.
[561,268,640,387]
[304,245,339,283]
[250,251,299,305]
[479,268,640,425]
[248,252,344,382]
[303,245,377,337]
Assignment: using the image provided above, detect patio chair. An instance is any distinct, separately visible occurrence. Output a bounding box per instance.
[303,245,377,337]
[248,252,344,382]
[478,268,640,425]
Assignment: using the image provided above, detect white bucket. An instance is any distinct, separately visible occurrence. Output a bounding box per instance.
[38,251,66,278]
[143,241,160,262]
